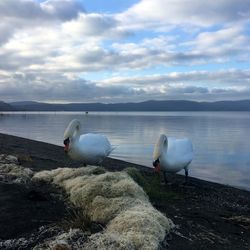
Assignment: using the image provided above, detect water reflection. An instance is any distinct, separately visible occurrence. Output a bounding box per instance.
[0,111,250,190]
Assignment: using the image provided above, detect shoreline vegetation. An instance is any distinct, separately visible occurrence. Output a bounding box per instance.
[0,133,250,249]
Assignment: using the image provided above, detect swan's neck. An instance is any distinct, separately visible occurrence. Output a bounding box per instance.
[73,128,80,139]
[64,119,81,141]
[153,134,167,160]
[70,127,81,145]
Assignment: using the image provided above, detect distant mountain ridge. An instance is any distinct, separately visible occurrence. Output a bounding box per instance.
[0,101,15,111]
[5,99,250,111]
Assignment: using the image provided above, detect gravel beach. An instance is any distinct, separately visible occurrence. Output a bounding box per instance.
[0,133,249,249]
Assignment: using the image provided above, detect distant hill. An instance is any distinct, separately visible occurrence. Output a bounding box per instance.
[0,101,15,111]
[8,99,250,111]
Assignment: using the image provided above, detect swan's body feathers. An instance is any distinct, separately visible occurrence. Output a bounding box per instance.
[64,120,113,165]
[153,134,193,174]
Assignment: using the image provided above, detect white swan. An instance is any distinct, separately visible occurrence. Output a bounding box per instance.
[63,119,113,165]
[152,134,193,183]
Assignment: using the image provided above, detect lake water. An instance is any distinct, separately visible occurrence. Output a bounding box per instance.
[0,111,250,190]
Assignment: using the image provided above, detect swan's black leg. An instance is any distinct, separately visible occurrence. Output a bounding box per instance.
[163,171,168,184]
[184,167,188,184]
[98,159,103,168]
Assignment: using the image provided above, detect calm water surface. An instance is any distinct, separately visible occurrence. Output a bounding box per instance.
[0,111,250,190]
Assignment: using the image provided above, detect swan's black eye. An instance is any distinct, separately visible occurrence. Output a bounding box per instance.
[64,138,70,145]
[153,159,160,167]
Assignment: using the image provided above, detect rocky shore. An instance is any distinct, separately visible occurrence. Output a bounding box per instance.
[0,133,250,249]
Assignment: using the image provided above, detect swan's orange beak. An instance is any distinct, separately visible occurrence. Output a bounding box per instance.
[154,164,161,173]
[153,160,161,173]
[64,143,69,153]
[63,138,70,153]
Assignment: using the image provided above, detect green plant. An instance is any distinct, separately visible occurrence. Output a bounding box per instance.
[125,167,180,202]
[62,206,92,232]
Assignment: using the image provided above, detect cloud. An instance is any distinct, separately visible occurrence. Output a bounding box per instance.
[118,0,250,29]
[100,69,250,87]
[41,0,85,21]
[62,13,129,38]
[0,0,46,20]
[0,0,85,44]
[1,29,248,75]
[1,1,249,74]
[0,0,250,103]
[0,0,84,20]
[186,26,250,61]
[169,86,209,94]
[0,71,144,103]
[96,69,250,101]
[1,69,250,103]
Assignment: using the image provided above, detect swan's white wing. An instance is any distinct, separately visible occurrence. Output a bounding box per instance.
[76,133,112,164]
[164,137,193,171]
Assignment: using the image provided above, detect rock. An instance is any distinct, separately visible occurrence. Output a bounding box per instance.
[0,154,34,184]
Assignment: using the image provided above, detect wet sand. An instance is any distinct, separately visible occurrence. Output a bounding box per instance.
[0,133,250,249]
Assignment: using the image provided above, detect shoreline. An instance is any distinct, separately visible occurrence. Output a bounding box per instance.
[0,132,248,191]
[0,132,150,172]
[0,133,250,249]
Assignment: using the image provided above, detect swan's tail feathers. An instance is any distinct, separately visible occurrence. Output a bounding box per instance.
[107,145,117,156]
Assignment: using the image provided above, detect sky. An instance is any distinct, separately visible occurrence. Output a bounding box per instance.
[0,0,250,103]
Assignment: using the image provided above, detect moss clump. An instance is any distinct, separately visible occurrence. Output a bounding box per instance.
[17,154,33,163]
[124,167,180,202]
[91,166,106,175]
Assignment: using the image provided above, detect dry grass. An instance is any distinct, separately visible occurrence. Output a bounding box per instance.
[34,166,174,249]
[0,154,34,184]
[85,232,134,250]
